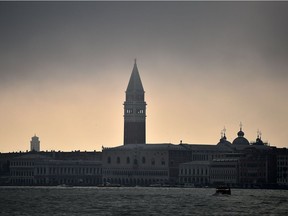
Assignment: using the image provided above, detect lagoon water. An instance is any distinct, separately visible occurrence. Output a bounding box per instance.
[0,187,287,216]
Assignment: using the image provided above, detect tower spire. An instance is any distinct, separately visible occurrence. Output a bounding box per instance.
[126,60,144,93]
[257,129,262,139]
[124,60,146,145]
[223,126,227,139]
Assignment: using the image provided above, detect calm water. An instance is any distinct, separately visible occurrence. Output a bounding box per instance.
[0,187,287,216]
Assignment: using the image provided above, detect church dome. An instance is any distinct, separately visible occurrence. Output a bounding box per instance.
[237,130,244,137]
[217,137,232,146]
[254,137,264,145]
[252,130,264,145]
[232,127,250,145]
[217,130,232,146]
[232,136,250,145]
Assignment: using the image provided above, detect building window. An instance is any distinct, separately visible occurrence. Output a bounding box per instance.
[136,109,144,114]
[117,157,120,164]
[151,159,155,165]
[126,109,133,114]
[142,157,146,164]
[134,159,138,165]
[127,157,130,164]
[108,156,111,164]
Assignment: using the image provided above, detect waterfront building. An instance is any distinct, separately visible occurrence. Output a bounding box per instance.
[178,133,235,186]
[179,131,277,187]
[102,143,194,186]
[9,153,102,186]
[0,152,27,185]
[210,158,239,186]
[179,161,210,187]
[102,144,170,186]
[10,154,47,185]
[238,148,269,187]
[235,131,277,187]
[276,148,288,186]
[1,134,102,186]
[34,159,102,186]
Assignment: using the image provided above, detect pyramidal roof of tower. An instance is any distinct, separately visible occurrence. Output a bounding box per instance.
[126,61,144,93]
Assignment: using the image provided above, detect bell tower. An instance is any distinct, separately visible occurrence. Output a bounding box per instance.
[30,135,40,152]
[123,59,146,145]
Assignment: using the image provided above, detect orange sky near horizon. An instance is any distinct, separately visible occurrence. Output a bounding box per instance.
[1,61,287,152]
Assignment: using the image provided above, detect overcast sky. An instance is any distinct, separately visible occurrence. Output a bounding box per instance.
[0,1,288,152]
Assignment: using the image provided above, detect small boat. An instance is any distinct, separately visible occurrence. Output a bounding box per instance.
[214,186,231,195]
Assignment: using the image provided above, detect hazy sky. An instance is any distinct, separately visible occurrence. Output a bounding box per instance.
[1,1,288,152]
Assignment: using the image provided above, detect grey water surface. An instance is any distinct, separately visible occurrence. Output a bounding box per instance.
[0,187,287,216]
